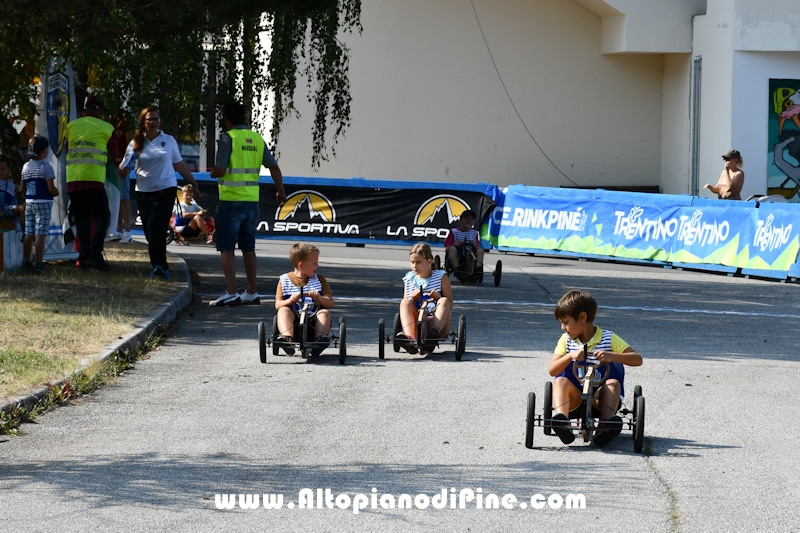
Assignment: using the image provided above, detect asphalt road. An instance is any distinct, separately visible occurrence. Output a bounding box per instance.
[1,239,799,532]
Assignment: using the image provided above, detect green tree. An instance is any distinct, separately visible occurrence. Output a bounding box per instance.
[0,0,361,182]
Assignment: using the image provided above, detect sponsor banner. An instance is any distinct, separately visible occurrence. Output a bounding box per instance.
[744,203,800,271]
[666,202,747,267]
[487,185,800,272]
[486,186,683,262]
[41,58,78,260]
[130,175,495,245]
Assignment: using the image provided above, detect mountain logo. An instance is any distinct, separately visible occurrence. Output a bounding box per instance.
[276,190,336,222]
[414,194,471,226]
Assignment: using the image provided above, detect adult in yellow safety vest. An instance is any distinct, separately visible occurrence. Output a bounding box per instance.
[209,102,286,306]
[65,95,115,271]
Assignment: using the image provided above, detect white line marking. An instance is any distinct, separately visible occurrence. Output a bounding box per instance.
[197,294,800,319]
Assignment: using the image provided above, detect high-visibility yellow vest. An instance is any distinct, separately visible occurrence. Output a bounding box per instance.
[65,116,115,184]
[218,129,264,202]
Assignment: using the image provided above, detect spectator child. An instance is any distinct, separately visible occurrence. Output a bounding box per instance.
[21,136,59,274]
[173,184,212,243]
[548,290,642,447]
[274,243,334,356]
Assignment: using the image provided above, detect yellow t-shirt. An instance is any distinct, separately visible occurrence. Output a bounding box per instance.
[554,327,629,356]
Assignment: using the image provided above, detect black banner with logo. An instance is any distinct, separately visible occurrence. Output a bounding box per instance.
[131,177,495,245]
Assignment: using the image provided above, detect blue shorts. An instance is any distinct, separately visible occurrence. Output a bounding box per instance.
[25,201,53,235]
[214,201,259,252]
[119,174,131,201]
[558,361,625,398]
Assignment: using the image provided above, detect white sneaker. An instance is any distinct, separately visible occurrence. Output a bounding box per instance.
[120,232,133,244]
[240,291,261,305]
[209,292,241,307]
[105,232,122,242]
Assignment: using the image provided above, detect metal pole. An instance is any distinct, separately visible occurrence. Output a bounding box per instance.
[691,55,702,196]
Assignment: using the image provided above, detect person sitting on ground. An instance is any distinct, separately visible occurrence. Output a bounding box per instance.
[444,209,484,280]
[704,149,745,200]
[548,290,642,448]
[397,242,453,354]
[274,243,334,356]
[173,184,213,244]
[0,154,24,223]
[21,136,59,274]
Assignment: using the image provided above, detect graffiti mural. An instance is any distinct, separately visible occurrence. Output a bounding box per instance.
[769,79,800,202]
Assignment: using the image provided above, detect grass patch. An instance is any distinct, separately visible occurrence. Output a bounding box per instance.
[0,242,182,401]
[0,331,165,435]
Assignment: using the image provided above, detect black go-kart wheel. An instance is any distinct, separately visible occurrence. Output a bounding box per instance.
[634,385,642,401]
[378,318,385,359]
[455,315,466,361]
[463,253,476,284]
[258,321,267,364]
[525,391,536,449]
[272,315,280,356]
[543,381,553,435]
[392,313,402,353]
[434,255,441,270]
[166,227,175,245]
[339,316,346,324]
[338,321,346,365]
[494,260,502,287]
[633,395,645,453]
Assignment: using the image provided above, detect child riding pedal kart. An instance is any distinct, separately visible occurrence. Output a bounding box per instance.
[379,243,466,360]
[259,243,345,364]
[525,290,645,451]
[439,209,502,286]
[168,184,215,245]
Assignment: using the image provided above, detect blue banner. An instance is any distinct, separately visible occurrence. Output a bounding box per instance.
[485,185,800,273]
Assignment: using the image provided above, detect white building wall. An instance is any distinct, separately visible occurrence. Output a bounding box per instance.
[691,1,736,198]
[277,0,665,189]
[660,54,693,195]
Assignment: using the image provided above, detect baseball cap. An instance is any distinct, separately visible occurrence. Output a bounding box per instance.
[26,135,49,158]
[722,149,741,160]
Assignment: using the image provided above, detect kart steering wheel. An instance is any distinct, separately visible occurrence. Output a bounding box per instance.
[571,345,610,387]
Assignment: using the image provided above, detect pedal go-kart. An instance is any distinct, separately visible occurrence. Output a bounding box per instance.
[434,242,502,287]
[378,292,466,360]
[258,288,346,365]
[525,345,645,452]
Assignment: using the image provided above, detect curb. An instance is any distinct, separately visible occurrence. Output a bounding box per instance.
[1,252,194,415]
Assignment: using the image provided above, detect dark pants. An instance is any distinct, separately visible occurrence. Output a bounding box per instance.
[137,187,176,271]
[68,189,110,263]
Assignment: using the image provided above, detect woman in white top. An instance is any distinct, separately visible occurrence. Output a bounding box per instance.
[120,106,200,279]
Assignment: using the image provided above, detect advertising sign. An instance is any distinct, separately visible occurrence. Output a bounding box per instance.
[130,176,495,246]
[486,185,800,273]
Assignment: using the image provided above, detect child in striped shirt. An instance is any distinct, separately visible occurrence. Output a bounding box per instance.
[274,243,334,356]
[397,242,453,354]
[21,136,59,274]
[548,290,642,447]
[444,209,484,281]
